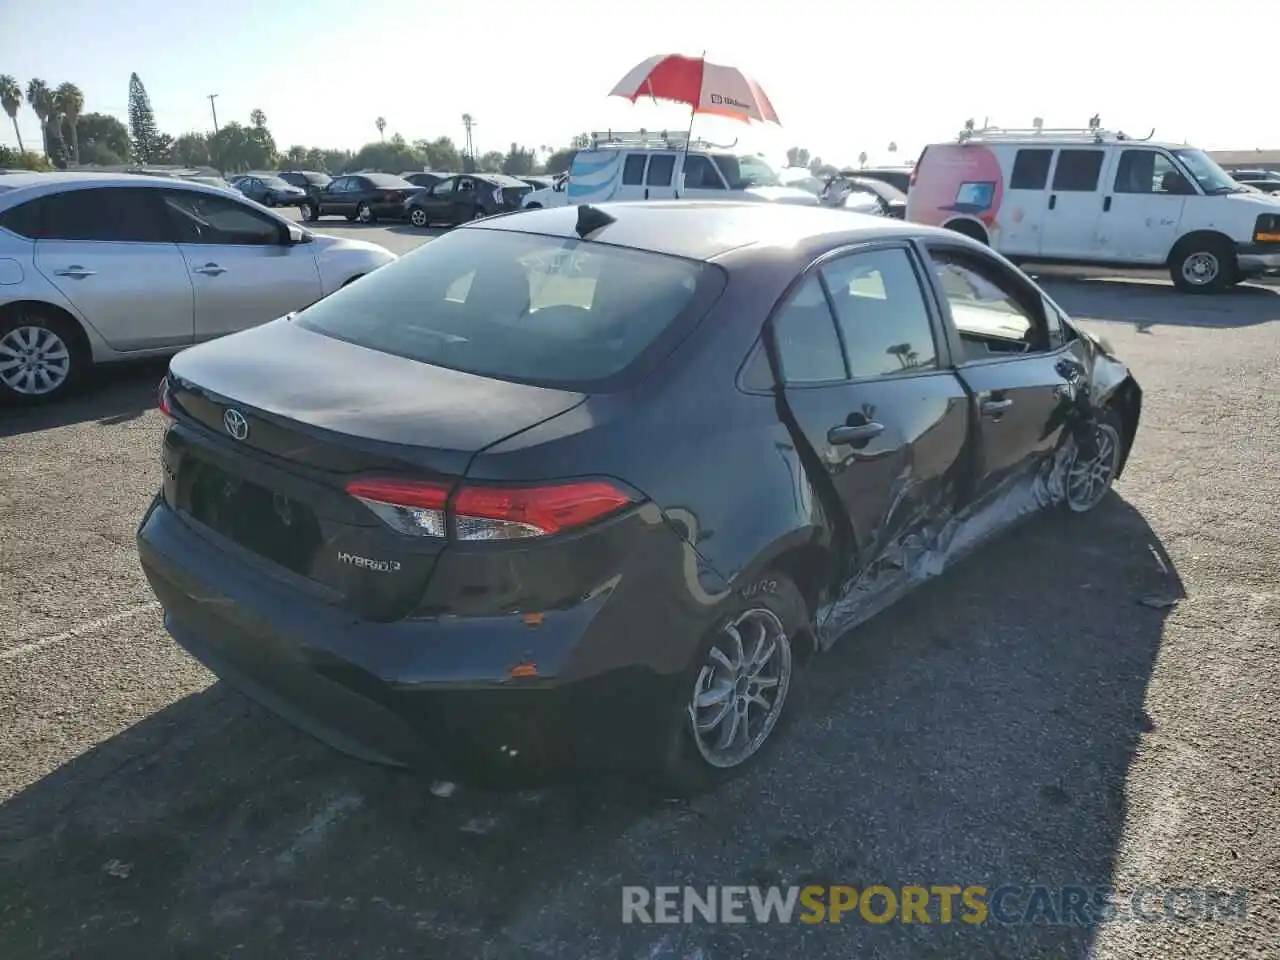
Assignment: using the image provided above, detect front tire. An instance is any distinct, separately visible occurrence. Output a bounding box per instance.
[302,201,319,222]
[1065,408,1124,513]
[658,573,807,796]
[0,307,87,405]
[1170,237,1236,293]
[409,207,429,228]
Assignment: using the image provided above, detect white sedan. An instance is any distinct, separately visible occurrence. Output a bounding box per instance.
[0,172,397,403]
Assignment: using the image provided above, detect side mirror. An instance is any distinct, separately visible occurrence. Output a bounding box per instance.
[286,224,310,245]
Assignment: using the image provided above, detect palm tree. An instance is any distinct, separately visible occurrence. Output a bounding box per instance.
[0,76,23,154]
[26,78,51,156]
[249,108,267,129]
[375,116,386,141]
[54,82,83,164]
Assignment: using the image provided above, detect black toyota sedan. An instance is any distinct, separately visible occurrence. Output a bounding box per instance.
[138,202,1141,793]
[404,173,532,227]
[303,172,419,223]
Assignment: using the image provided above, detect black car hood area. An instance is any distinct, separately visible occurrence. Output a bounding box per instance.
[168,318,586,468]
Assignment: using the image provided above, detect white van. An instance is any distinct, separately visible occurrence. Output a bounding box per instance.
[524,131,818,209]
[905,125,1280,293]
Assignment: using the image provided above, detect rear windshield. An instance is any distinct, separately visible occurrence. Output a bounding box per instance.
[364,173,414,189]
[295,227,722,389]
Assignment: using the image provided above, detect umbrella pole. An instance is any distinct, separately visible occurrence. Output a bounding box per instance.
[678,50,706,200]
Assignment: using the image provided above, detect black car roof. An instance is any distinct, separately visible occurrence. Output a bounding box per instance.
[473,201,928,262]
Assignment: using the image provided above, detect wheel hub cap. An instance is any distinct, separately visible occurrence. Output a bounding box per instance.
[1067,422,1120,512]
[1183,252,1218,284]
[0,325,71,396]
[688,607,792,769]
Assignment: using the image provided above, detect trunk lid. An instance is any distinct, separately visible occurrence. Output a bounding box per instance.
[164,319,586,620]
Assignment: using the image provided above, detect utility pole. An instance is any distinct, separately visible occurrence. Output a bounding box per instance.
[461,113,477,170]
[207,94,220,135]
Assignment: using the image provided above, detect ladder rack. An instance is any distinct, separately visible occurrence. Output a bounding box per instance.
[957,125,1151,144]
[589,129,739,151]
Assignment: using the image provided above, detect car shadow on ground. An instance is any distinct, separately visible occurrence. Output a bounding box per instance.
[0,495,1180,958]
[1037,277,1280,331]
[0,358,167,438]
[308,218,450,239]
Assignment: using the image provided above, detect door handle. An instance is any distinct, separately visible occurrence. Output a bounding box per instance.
[1048,194,1057,211]
[828,421,885,445]
[644,188,650,200]
[193,263,225,276]
[1103,196,1112,212]
[53,266,95,279]
[980,397,1013,417]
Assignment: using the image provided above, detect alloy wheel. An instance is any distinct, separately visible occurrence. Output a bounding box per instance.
[1181,251,1219,287]
[1066,421,1121,512]
[0,324,72,396]
[357,203,373,223]
[688,607,793,769]
[410,208,428,227]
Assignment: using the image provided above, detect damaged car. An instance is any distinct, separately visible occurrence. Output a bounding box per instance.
[137,201,1141,794]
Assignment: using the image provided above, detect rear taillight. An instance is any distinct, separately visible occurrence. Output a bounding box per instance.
[158,375,174,418]
[344,478,638,540]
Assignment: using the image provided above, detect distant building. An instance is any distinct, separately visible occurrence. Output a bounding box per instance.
[1206,149,1280,171]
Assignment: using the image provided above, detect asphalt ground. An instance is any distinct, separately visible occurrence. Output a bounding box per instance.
[1,217,1277,959]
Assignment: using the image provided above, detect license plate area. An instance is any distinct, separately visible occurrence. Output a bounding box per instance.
[187,460,322,579]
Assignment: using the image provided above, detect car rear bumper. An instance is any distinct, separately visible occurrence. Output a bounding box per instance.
[136,496,682,785]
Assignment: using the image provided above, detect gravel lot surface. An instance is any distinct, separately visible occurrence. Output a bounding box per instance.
[1,219,1277,959]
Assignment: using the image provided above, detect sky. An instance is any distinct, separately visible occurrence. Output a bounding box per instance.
[1,0,1275,168]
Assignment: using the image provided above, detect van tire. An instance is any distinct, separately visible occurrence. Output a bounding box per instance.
[944,219,989,245]
[1169,235,1236,293]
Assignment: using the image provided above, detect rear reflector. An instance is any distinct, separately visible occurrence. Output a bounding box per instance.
[345,478,638,540]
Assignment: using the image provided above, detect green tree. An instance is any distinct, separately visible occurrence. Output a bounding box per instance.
[282,144,309,167]
[171,132,211,166]
[375,116,386,141]
[75,112,130,164]
[501,142,536,176]
[570,132,591,149]
[208,121,271,172]
[25,78,52,157]
[785,146,810,168]
[543,147,576,174]
[0,76,24,155]
[54,83,84,164]
[0,145,52,170]
[346,133,423,174]
[417,136,461,172]
[477,150,504,173]
[128,72,161,162]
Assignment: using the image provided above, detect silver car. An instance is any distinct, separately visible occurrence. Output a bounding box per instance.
[0,172,397,403]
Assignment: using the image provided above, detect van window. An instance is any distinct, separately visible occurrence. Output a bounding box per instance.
[646,154,675,186]
[622,154,647,186]
[1010,149,1053,190]
[1114,150,1182,194]
[1051,150,1105,192]
[682,155,725,190]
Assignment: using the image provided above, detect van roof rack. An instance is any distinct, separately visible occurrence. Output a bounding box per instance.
[956,123,1155,145]
[589,129,738,151]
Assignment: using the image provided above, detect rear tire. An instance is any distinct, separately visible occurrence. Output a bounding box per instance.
[944,219,989,245]
[409,207,429,228]
[357,202,376,224]
[656,573,807,797]
[0,306,88,405]
[1169,236,1236,293]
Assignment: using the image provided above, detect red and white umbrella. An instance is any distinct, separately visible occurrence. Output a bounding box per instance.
[610,53,781,126]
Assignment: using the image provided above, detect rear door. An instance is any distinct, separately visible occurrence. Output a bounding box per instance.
[1001,147,1054,256]
[617,153,649,200]
[921,240,1087,501]
[325,177,355,216]
[161,188,323,340]
[28,186,195,351]
[772,242,970,571]
[1039,147,1108,258]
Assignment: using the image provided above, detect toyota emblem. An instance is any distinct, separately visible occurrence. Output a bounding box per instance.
[223,408,249,441]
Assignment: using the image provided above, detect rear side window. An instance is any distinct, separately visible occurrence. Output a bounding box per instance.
[773,275,847,383]
[1,187,168,242]
[1010,149,1053,190]
[295,228,723,389]
[622,155,647,186]
[1051,150,1105,192]
[647,154,675,186]
[821,248,937,378]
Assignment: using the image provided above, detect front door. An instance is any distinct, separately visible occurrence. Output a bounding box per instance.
[161,189,323,340]
[30,186,195,351]
[1039,148,1108,259]
[323,177,354,216]
[922,240,1087,501]
[773,243,969,574]
[1094,148,1189,264]
[418,177,457,223]
[678,154,731,201]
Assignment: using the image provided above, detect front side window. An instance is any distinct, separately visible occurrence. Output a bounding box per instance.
[429,178,456,197]
[928,248,1049,354]
[713,154,781,188]
[162,190,282,246]
[821,248,937,378]
[1114,150,1185,195]
[682,155,725,190]
[295,228,720,388]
